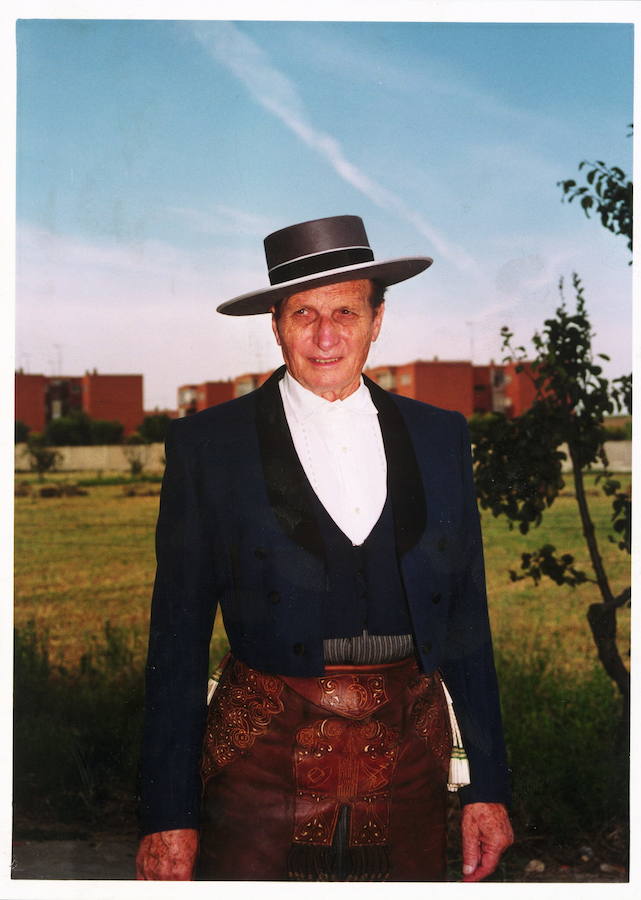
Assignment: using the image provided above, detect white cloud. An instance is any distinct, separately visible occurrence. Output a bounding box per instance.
[15,210,631,410]
[15,222,280,406]
[189,21,482,278]
[168,204,277,238]
[16,221,262,305]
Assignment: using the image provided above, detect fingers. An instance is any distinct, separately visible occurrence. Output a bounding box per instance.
[462,847,502,882]
[460,802,514,882]
[136,828,199,880]
[461,812,480,878]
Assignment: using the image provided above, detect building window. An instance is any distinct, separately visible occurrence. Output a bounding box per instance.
[400,374,411,386]
[179,388,196,404]
[235,379,255,397]
[376,372,396,390]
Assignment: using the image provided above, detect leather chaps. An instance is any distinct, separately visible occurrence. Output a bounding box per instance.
[197,655,451,881]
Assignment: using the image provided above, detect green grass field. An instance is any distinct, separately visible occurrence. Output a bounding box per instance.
[14,473,630,674]
[13,471,631,874]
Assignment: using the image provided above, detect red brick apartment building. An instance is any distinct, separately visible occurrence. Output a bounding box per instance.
[177,371,274,416]
[15,370,144,436]
[176,360,536,419]
[365,359,536,418]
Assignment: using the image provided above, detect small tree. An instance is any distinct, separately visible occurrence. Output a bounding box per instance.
[26,433,62,481]
[123,433,148,477]
[89,419,124,445]
[15,420,30,444]
[558,127,632,256]
[45,411,93,446]
[470,274,631,733]
[138,413,171,444]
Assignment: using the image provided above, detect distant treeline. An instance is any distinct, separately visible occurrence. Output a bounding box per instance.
[15,412,172,447]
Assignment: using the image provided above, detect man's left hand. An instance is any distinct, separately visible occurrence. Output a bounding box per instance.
[460,802,513,882]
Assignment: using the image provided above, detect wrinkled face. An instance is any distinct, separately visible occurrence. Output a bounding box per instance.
[271,279,384,402]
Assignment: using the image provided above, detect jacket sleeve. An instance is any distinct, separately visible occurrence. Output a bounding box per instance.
[137,420,217,835]
[440,414,511,806]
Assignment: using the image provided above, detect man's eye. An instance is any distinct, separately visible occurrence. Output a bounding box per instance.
[293,308,307,316]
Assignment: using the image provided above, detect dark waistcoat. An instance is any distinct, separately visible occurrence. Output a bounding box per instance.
[308,488,413,640]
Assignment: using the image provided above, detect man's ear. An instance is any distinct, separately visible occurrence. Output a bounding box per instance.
[270,306,281,346]
[371,301,385,342]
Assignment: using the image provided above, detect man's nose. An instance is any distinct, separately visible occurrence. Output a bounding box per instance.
[314,315,340,350]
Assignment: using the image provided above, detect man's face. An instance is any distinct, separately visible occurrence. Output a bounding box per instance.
[271,279,384,402]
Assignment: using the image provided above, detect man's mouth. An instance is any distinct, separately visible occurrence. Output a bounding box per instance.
[310,357,341,365]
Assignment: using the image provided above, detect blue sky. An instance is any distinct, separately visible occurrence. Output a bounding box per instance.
[14,12,634,410]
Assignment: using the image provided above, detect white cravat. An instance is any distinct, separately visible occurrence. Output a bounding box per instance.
[279,371,387,546]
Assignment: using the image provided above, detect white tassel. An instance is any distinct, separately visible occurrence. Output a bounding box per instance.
[206,675,219,705]
[206,655,229,704]
[440,678,471,792]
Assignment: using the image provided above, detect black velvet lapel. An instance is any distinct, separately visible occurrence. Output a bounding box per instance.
[363,375,427,556]
[254,366,427,560]
[255,366,326,559]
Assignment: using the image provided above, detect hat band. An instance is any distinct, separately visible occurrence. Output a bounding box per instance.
[268,247,375,286]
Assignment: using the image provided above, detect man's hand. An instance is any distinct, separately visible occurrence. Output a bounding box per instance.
[136,828,199,880]
[460,802,513,882]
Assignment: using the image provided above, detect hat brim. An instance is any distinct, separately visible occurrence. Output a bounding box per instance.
[216,256,433,316]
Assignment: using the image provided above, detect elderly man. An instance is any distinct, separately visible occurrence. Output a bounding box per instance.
[136,215,513,882]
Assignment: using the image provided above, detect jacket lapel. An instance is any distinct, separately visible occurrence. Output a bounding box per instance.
[254,366,427,559]
[255,366,326,559]
[363,375,427,556]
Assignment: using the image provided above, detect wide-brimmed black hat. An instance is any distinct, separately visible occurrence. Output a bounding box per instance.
[217,215,433,316]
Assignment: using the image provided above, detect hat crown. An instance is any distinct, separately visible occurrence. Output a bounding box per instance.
[216,213,433,315]
[264,215,374,286]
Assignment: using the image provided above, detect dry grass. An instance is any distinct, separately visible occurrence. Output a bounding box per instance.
[482,478,631,679]
[14,475,630,674]
[15,485,158,667]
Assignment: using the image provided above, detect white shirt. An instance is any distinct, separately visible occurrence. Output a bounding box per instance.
[279,371,387,546]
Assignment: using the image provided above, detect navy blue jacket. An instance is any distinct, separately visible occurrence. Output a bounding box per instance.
[138,366,510,835]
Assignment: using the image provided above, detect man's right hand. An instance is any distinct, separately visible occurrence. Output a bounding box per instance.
[136,828,199,880]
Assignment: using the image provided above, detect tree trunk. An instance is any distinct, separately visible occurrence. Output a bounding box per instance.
[587,600,630,703]
[569,446,630,706]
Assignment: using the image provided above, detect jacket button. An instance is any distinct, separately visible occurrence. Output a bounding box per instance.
[293,642,305,656]
[254,547,268,560]
[431,592,442,604]
[421,641,432,654]
[437,537,447,552]
[268,591,280,604]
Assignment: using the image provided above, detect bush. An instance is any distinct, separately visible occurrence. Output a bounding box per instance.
[45,411,93,446]
[14,620,145,830]
[15,420,30,444]
[137,414,171,444]
[89,419,124,445]
[44,411,125,446]
[76,473,162,487]
[123,439,148,477]
[604,420,632,441]
[496,644,627,841]
[26,433,62,480]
